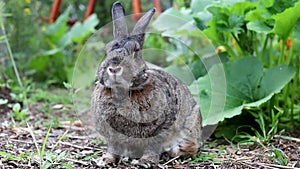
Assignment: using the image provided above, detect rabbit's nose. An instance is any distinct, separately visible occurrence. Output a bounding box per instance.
[107,66,123,75]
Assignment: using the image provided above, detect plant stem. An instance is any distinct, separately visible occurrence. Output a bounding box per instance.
[268,96,275,116]
[253,32,259,58]
[231,33,245,57]
[1,23,23,88]
[282,84,289,116]
[0,14,28,108]
[291,54,299,128]
[278,39,286,65]
[269,36,274,67]
[223,43,238,59]
[262,35,269,65]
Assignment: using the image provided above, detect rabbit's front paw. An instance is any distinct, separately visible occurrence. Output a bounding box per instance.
[96,152,118,167]
[131,155,159,168]
[131,159,153,168]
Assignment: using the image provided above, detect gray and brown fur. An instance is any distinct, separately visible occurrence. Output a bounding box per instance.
[91,1,202,165]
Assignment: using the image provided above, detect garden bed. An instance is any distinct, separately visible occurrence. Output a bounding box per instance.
[1,102,299,169]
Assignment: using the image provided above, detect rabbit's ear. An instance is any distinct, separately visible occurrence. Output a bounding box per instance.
[112,1,128,38]
[131,8,156,44]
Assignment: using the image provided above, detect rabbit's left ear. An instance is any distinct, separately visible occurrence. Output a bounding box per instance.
[131,8,156,45]
[112,2,128,38]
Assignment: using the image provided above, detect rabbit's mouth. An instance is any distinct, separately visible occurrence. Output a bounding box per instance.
[105,78,130,88]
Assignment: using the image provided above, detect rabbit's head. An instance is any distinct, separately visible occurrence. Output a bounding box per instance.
[98,2,155,89]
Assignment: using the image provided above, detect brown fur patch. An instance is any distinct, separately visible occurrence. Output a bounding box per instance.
[101,83,154,111]
[100,83,154,99]
[179,139,199,156]
[130,83,154,100]
[130,83,154,111]
[102,87,112,96]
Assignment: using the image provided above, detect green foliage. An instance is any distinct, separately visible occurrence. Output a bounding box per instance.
[272,2,300,40]
[203,0,300,62]
[272,147,288,165]
[29,7,99,83]
[154,0,300,142]
[8,103,29,123]
[43,151,71,169]
[0,151,33,162]
[2,1,99,86]
[28,88,72,105]
[152,7,193,32]
[28,124,70,169]
[191,152,216,163]
[231,113,277,146]
[190,57,294,125]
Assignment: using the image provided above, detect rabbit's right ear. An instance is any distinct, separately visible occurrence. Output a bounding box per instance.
[131,8,156,45]
[112,2,128,38]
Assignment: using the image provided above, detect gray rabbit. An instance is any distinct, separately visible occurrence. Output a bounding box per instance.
[91,1,202,167]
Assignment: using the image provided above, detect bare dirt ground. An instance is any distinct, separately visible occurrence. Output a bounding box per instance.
[0,89,299,168]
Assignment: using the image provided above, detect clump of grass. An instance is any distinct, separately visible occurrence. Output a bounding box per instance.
[27,124,72,169]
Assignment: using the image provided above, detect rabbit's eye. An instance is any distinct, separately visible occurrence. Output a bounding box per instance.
[112,42,120,50]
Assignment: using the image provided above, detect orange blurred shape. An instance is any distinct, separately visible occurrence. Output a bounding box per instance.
[216,46,227,54]
[286,37,292,50]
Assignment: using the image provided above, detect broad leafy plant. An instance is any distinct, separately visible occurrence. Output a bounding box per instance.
[153,0,299,131]
[189,57,294,125]
[29,7,99,84]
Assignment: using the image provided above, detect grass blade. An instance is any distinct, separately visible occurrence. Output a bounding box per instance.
[27,123,41,162]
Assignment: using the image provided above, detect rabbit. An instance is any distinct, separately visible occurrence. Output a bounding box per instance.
[91,1,202,167]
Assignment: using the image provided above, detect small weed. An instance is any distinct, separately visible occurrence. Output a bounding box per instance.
[191,142,225,163]
[271,147,288,166]
[5,144,13,149]
[91,138,105,146]
[0,151,21,161]
[191,152,217,163]
[43,151,71,169]
[28,88,72,105]
[28,123,51,168]
[28,124,72,169]
[0,151,33,163]
[82,151,101,161]
[233,108,283,147]
[8,103,29,125]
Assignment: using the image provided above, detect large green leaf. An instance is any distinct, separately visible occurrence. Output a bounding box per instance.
[294,20,300,40]
[45,7,71,44]
[246,20,273,33]
[272,1,300,39]
[261,0,274,8]
[203,18,221,43]
[231,1,257,16]
[152,8,193,32]
[190,57,295,125]
[190,0,213,13]
[59,14,99,47]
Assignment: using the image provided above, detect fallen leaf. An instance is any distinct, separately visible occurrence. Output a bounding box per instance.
[52,104,64,110]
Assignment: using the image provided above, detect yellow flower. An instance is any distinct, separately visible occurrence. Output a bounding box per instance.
[24,8,31,15]
[25,0,31,4]
[41,26,46,32]
[215,46,227,54]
